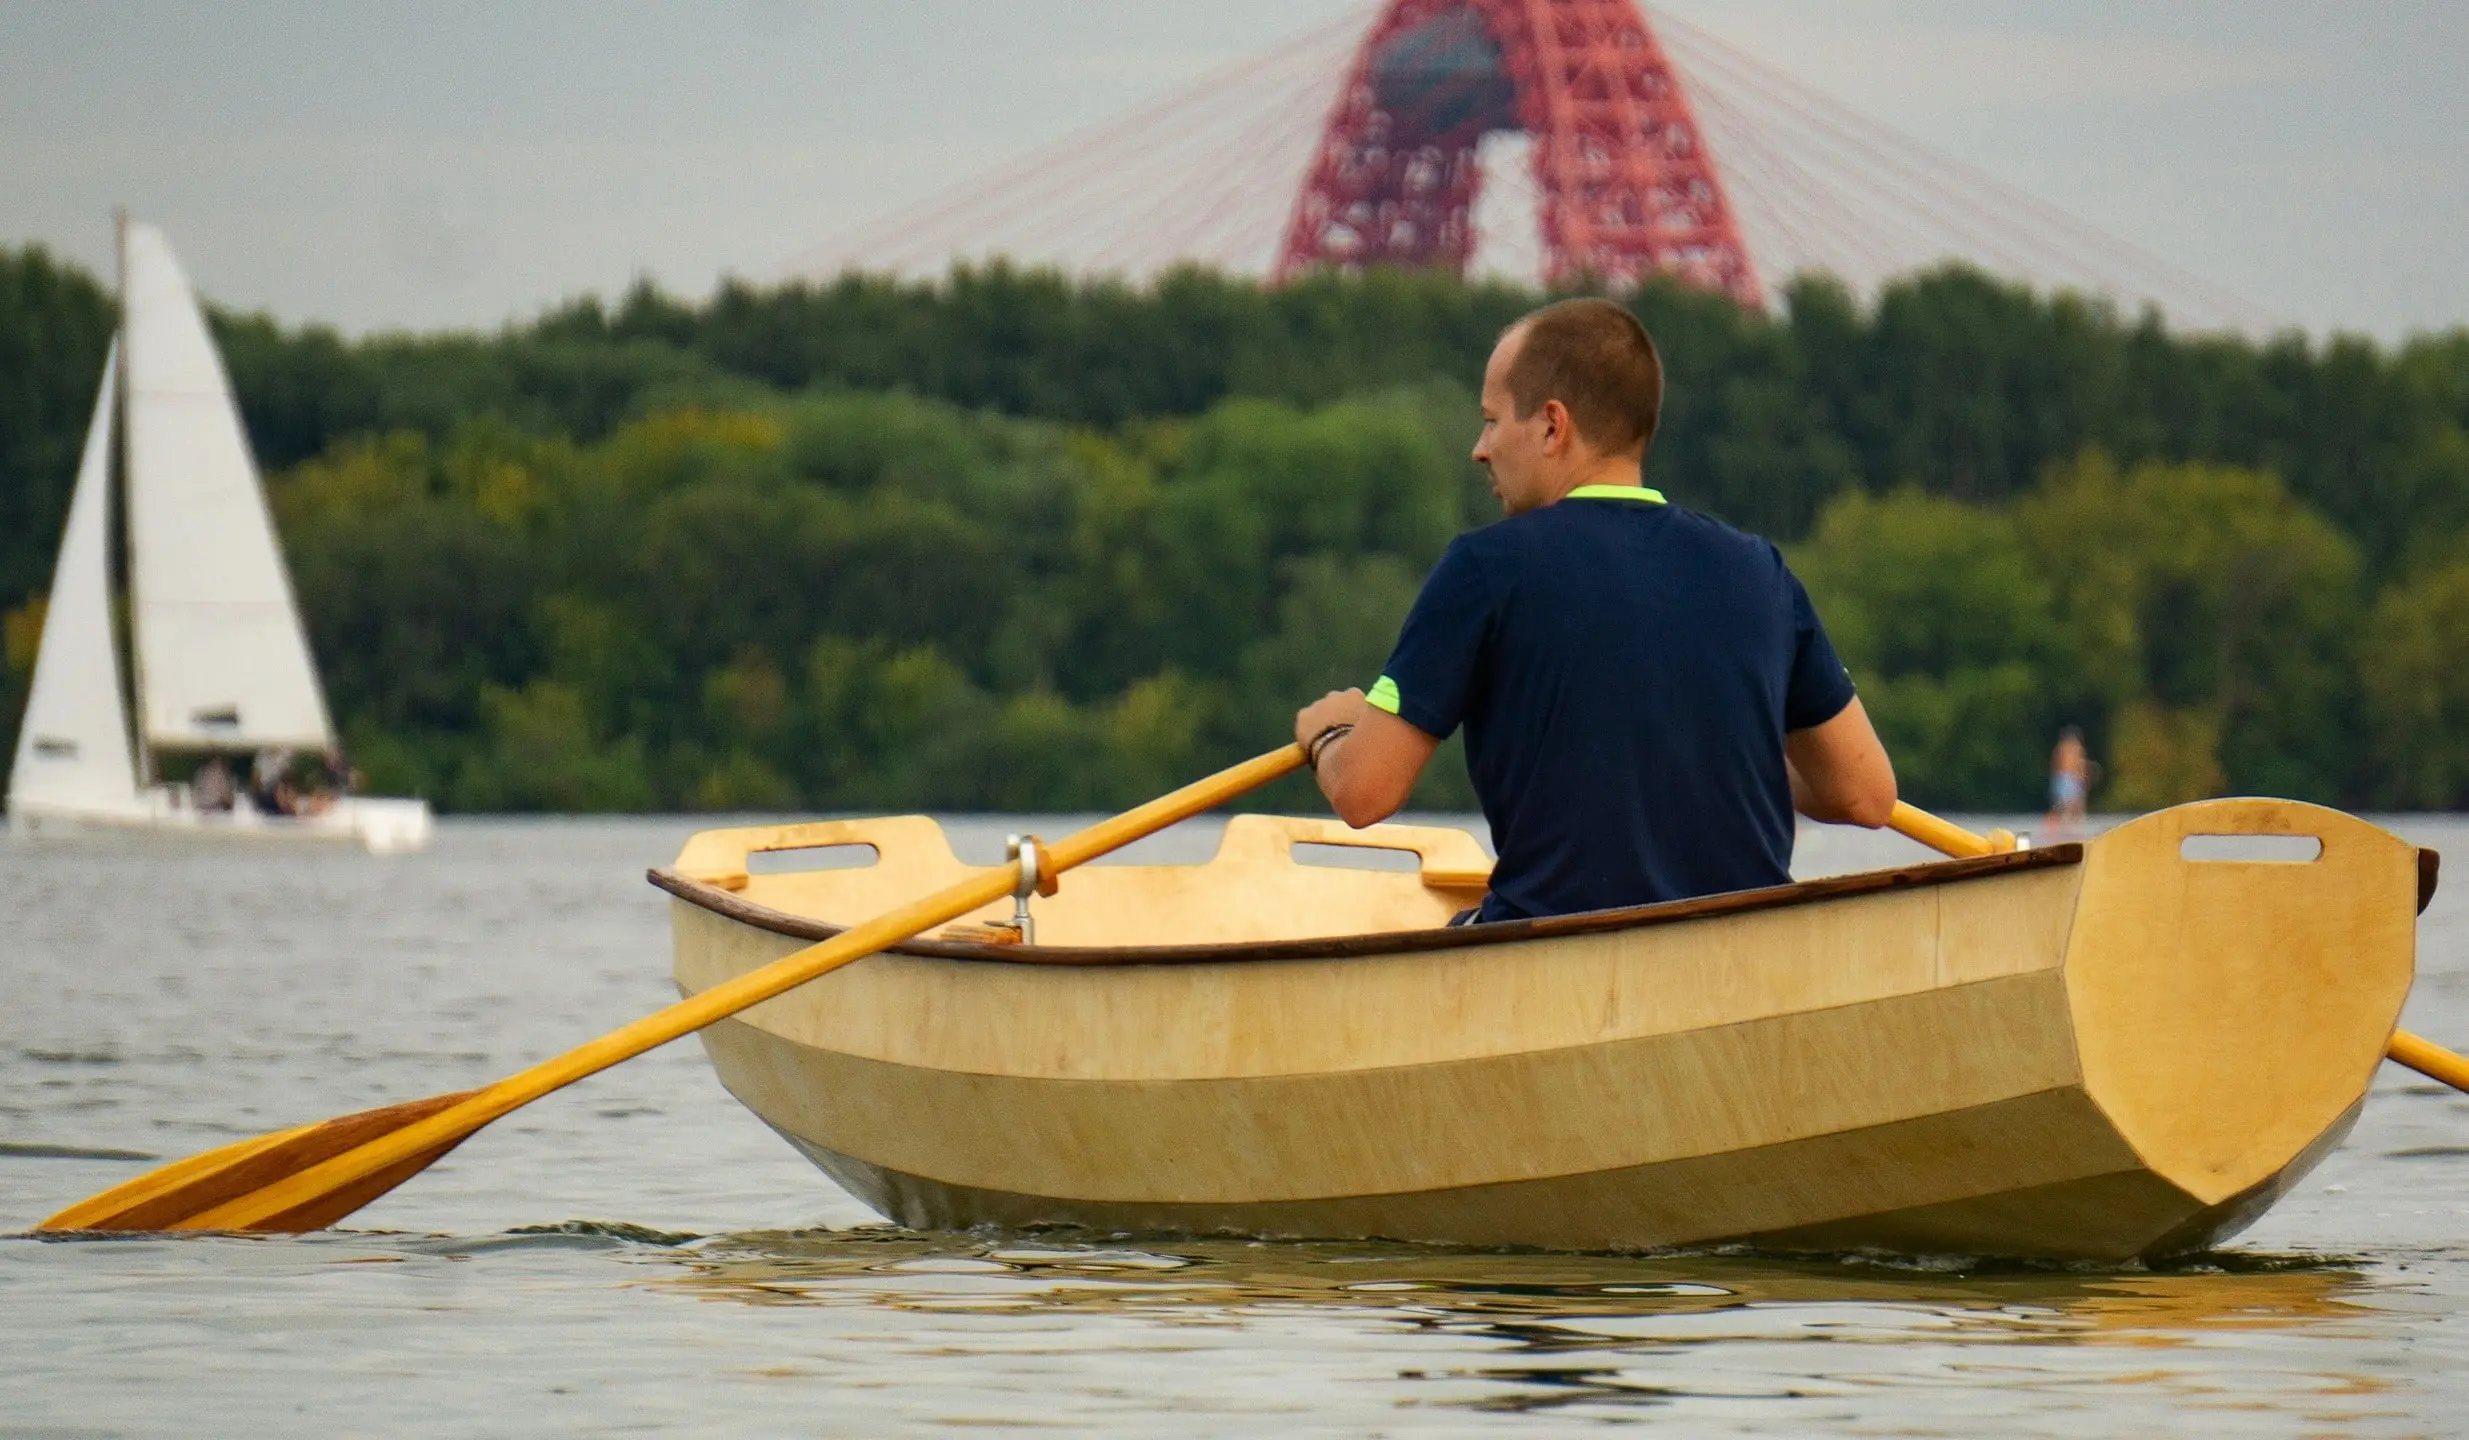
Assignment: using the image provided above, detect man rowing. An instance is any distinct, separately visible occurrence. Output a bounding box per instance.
[1294,298,1897,922]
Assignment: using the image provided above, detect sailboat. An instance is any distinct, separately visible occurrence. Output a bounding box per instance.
[4,218,432,854]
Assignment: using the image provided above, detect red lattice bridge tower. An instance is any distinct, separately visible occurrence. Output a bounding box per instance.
[1277,0,1761,305]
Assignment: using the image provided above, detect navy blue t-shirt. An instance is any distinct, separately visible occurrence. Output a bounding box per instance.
[1369,486,1856,920]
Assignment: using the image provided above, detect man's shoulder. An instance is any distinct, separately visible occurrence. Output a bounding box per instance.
[1432,512,1539,574]
[1450,497,1788,579]
[1661,503,1789,570]
[1518,495,1785,564]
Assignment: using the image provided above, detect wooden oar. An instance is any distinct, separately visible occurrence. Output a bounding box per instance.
[41,744,1308,1233]
[1885,800,2469,1097]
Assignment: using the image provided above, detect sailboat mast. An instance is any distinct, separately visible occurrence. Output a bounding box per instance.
[114,207,154,791]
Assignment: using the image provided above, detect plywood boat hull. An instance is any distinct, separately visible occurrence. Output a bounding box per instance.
[657,800,2422,1260]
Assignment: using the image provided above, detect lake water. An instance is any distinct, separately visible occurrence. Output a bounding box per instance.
[4,813,2465,1436]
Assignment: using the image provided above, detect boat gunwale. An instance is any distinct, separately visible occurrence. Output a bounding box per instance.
[649,843,2084,967]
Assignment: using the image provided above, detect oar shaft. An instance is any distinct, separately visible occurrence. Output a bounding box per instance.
[171,744,1307,1231]
[2388,1029,2469,1093]
[1047,746,1310,870]
[1888,801,1994,859]
[1884,800,2469,1100]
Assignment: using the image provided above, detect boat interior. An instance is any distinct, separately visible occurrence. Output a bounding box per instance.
[656,813,2079,961]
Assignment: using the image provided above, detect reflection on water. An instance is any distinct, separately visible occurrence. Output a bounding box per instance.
[666,1227,2371,1333]
[648,1229,2402,1422]
[4,815,2466,1435]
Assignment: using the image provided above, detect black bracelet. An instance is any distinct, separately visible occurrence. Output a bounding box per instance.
[1307,723,1355,772]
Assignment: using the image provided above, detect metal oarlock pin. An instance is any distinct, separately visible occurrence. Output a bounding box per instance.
[1004,833,1057,945]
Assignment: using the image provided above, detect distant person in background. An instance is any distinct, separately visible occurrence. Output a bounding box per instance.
[192,755,236,813]
[2044,726,2099,839]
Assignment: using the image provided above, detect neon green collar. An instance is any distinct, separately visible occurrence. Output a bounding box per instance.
[1566,484,1667,504]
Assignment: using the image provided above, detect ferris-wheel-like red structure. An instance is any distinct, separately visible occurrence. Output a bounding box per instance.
[1275,0,1761,304]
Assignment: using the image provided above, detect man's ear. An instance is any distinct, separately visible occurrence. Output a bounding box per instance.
[1539,399,1573,457]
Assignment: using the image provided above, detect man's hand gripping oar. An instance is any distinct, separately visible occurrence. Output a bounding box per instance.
[1886,800,2469,1097]
[39,745,1307,1233]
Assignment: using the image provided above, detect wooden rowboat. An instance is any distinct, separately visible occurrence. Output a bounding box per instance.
[652,798,2431,1261]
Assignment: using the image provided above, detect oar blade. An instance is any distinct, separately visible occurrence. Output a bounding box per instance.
[236,1135,470,1233]
[38,1091,477,1234]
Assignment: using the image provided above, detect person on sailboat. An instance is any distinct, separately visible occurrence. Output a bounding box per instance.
[1292,298,1897,921]
[291,745,355,816]
[251,747,294,816]
[321,745,362,798]
[193,755,236,813]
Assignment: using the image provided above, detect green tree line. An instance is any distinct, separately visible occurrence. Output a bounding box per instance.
[6,245,2469,812]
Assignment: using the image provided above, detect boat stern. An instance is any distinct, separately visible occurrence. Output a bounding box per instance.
[2061,798,2421,1253]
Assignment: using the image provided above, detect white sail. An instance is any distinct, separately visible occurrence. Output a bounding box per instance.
[7,342,143,820]
[122,222,333,752]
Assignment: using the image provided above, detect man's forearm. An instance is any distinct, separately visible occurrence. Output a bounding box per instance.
[1783,699,1898,828]
[1295,701,1439,828]
[1314,734,1393,827]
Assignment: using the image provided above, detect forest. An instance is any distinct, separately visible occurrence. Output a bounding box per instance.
[6,245,2469,814]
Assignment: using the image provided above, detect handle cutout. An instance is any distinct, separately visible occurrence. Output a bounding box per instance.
[1291,841,1421,873]
[2180,834,2322,864]
[747,842,881,874]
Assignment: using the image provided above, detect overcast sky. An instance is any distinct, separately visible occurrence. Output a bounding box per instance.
[4,1,2462,341]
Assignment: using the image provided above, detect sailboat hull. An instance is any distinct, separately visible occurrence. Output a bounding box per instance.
[6,791,432,855]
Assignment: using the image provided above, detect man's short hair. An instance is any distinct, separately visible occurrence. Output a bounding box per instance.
[1502,299,1664,457]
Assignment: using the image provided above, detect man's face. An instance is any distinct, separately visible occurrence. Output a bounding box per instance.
[1473,329,1555,516]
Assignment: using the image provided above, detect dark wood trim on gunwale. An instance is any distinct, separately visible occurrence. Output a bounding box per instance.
[647,843,2084,968]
